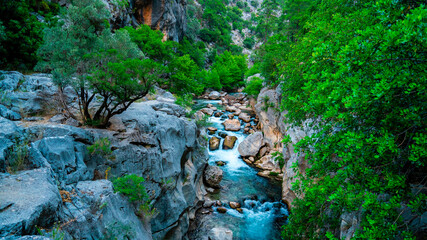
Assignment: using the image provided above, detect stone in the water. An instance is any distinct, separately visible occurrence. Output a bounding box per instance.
[223,119,241,131]
[238,112,251,123]
[207,127,218,134]
[214,111,223,117]
[218,132,228,138]
[203,200,215,208]
[236,208,243,213]
[223,136,238,150]
[238,132,264,157]
[201,108,214,116]
[217,207,227,213]
[209,137,220,150]
[228,114,234,119]
[209,91,221,100]
[229,202,241,209]
[204,165,223,188]
[215,161,226,166]
[207,103,213,108]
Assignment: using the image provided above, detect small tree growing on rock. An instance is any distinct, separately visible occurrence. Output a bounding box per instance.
[37,0,161,127]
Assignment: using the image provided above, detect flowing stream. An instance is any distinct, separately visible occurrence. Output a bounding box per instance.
[189,99,288,240]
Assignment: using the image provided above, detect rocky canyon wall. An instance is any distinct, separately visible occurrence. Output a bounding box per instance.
[0,71,208,239]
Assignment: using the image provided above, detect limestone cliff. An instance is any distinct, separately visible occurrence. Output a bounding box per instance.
[54,0,186,41]
[0,71,208,239]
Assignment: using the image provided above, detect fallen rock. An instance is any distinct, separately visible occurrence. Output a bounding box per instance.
[214,111,223,117]
[238,132,264,157]
[64,117,81,127]
[203,200,215,208]
[238,112,251,123]
[218,132,228,138]
[204,165,223,188]
[207,127,218,134]
[217,207,227,213]
[229,202,241,209]
[209,137,220,151]
[259,146,270,157]
[209,91,221,100]
[215,161,226,166]
[48,114,66,124]
[0,104,21,121]
[228,114,234,119]
[223,119,241,131]
[200,108,214,116]
[0,168,61,237]
[225,105,237,112]
[223,136,238,150]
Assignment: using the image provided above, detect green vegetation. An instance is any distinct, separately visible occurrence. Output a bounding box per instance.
[113,174,155,218]
[0,0,59,71]
[243,77,263,98]
[87,137,115,161]
[36,0,161,127]
[249,0,427,239]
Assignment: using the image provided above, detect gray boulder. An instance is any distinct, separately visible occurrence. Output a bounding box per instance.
[0,168,61,237]
[238,132,264,157]
[204,165,223,188]
[200,108,214,116]
[0,104,21,121]
[223,119,241,131]
[209,91,221,100]
[36,136,91,185]
[208,227,233,240]
[0,71,23,91]
[0,117,23,139]
[238,112,251,123]
[61,180,152,240]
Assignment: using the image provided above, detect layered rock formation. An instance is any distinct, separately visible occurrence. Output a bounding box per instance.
[253,87,314,208]
[0,72,208,239]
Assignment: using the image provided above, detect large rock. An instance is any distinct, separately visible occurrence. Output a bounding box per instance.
[223,136,238,150]
[204,165,223,188]
[35,136,91,186]
[61,180,152,240]
[0,104,21,121]
[208,227,233,240]
[209,91,221,100]
[222,119,241,131]
[238,132,264,157]
[238,112,251,123]
[201,108,214,116]
[0,117,23,139]
[0,168,62,237]
[209,137,220,151]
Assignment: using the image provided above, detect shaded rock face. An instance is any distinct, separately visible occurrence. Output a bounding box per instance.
[238,132,264,157]
[204,165,223,188]
[0,78,208,240]
[253,87,309,207]
[133,0,186,41]
[0,168,62,237]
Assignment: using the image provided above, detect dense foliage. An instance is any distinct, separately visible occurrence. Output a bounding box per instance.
[0,0,58,70]
[37,0,158,127]
[257,0,427,239]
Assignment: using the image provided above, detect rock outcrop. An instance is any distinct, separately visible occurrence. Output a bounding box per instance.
[254,86,314,208]
[0,72,209,239]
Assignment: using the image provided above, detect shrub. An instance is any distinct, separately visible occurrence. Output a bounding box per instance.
[251,0,259,8]
[243,37,255,49]
[113,174,149,203]
[87,137,115,161]
[244,76,263,97]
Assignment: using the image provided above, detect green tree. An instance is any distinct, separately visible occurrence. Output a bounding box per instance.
[37,0,159,127]
[277,0,427,239]
[0,0,58,70]
[212,51,247,91]
[168,55,202,95]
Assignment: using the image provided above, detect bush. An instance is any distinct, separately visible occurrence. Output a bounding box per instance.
[243,37,255,49]
[251,0,259,8]
[113,174,149,203]
[243,76,263,97]
[87,137,115,161]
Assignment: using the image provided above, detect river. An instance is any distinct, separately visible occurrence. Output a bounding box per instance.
[188,99,288,240]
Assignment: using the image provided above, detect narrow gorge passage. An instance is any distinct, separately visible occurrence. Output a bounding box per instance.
[189,99,288,240]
